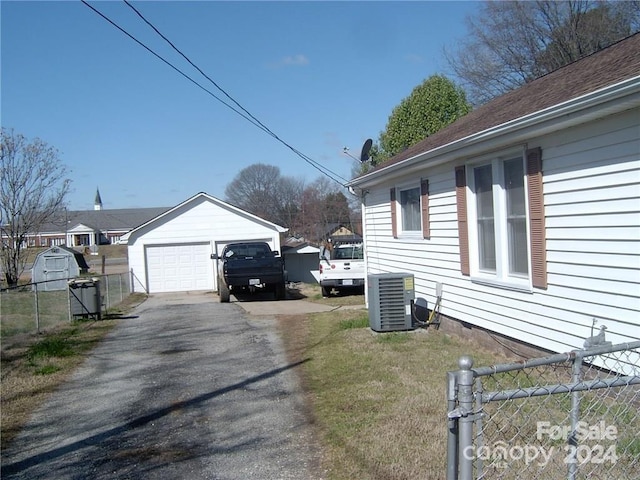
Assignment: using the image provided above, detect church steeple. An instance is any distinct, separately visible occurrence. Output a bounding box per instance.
[94,188,103,211]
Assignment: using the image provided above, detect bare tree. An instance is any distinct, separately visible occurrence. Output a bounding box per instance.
[224,164,358,241]
[294,180,325,242]
[224,163,282,221]
[446,1,640,105]
[293,178,356,243]
[1,129,71,286]
[223,163,303,227]
[275,175,304,229]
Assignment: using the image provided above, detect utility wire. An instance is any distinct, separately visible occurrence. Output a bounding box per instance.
[121,0,348,185]
[81,0,349,186]
[123,1,278,151]
[80,1,272,136]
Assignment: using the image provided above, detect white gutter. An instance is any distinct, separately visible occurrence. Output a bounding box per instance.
[349,75,640,188]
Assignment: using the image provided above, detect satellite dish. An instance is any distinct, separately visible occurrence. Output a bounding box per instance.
[360,138,373,163]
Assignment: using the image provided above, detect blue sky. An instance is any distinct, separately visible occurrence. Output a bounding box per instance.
[2,1,479,210]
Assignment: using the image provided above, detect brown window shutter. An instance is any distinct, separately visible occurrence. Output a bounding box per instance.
[527,147,547,289]
[455,166,470,276]
[390,188,398,238]
[421,179,430,239]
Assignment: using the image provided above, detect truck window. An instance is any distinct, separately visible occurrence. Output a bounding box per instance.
[224,243,270,259]
[332,245,363,260]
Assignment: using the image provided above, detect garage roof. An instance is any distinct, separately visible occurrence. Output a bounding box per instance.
[121,192,288,243]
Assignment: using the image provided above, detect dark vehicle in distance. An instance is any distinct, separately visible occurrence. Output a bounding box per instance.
[212,242,286,302]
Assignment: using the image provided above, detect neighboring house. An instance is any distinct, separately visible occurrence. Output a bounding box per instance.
[320,223,363,248]
[24,191,168,247]
[348,34,640,354]
[63,208,169,246]
[311,223,361,244]
[325,223,356,239]
[124,192,288,294]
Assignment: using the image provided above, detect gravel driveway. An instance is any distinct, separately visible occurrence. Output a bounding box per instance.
[1,292,323,479]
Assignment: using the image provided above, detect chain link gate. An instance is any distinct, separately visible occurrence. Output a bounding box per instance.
[447,340,640,480]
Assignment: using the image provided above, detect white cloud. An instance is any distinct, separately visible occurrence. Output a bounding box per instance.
[270,54,310,68]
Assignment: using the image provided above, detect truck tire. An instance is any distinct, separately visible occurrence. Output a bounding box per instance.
[321,285,330,297]
[274,282,286,300]
[219,279,230,303]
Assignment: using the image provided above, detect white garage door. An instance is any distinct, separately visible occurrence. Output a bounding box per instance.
[146,243,213,293]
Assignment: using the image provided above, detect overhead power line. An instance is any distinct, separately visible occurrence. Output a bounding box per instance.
[79,1,267,136]
[81,0,349,186]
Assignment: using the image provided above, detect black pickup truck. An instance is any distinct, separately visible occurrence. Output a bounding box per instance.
[212,242,286,302]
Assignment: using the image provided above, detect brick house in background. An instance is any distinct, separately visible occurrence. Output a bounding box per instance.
[24,190,169,248]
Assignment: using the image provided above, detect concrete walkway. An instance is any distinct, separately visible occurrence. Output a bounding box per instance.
[1,292,323,479]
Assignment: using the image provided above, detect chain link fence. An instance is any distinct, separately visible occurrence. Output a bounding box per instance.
[1,272,132,340]
[447,340,640,480]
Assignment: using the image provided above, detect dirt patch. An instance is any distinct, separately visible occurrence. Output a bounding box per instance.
[277,314,312,368]
[275,312,325,468]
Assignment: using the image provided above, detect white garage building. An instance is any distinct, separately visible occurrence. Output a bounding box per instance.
[124,192,287,293]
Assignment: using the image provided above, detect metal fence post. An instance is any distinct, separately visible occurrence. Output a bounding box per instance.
[34,281,41,333]
[568,352,582,480]
[474,377,484,476]
[452,342,639,480]
[105,276,110,310]
[457,355,475,480]
[447,371,459,480]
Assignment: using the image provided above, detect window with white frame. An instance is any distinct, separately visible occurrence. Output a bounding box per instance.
[468,152,529,285]
[399,186,421,233]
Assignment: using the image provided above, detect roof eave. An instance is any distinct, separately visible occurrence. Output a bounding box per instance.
[125,192,289,242]
[348,75,640,189]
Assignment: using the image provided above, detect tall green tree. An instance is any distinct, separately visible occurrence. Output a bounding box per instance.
[371,74,471,166]
[1,129,70,286]
[446,0,640,105]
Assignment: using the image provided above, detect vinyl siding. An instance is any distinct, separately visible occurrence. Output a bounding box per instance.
[363,107,640,354]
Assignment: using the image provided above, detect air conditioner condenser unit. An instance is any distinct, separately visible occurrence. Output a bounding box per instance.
[368,273,415,332]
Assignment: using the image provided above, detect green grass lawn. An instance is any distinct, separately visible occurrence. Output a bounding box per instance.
[280,307,511,480]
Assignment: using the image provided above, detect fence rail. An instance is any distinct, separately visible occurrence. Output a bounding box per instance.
[1,272,133,341]
[447,340,640,480]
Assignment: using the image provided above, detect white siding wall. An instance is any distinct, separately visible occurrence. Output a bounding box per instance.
[128,196,281,293]
[363,108,640,353]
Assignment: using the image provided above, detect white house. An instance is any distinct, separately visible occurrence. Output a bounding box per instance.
[348,34,640,355]
[124,192,287,293]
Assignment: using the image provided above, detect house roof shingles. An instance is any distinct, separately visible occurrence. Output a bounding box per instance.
[374,33,640,172]
[39,207,171,234]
